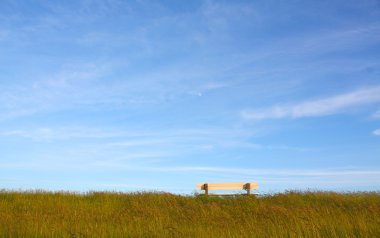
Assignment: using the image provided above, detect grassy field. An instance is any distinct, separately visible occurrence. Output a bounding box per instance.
[0,190,379,237]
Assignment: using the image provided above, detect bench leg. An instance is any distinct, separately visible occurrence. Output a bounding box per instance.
[246,183,251,195]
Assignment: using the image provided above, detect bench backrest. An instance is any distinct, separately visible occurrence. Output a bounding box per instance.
[197,182,258,195]
[197,182,258,190]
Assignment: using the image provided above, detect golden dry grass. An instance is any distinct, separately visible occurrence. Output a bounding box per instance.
[0,190,379,237]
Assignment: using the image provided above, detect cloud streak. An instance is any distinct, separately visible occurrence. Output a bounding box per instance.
[373,110,380,119]
[373,129,380,136]
[242,86,380,120]
[93,165,380,177]
[87,165,380,191]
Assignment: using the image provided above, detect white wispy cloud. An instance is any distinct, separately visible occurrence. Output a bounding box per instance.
[112,166,380,177]
[373,129,380,136]
[242,86,380,120]
[0,29,9,41]
[220,141,312,152]
[297,24,380,55]
[372,110,380,119]
[2,128,53,140]
[104,139,167,148]
[0,62,113,122]
[85,165,380,189]
[92,152,169,165]
[201,0,255,33]
[0,126,312,154]
[0,127,125,141]
[188,81,229,97]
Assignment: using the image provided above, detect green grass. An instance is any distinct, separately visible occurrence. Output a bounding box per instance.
[0,190,379,237]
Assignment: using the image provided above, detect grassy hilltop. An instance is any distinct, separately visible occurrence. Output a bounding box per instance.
[0,190,379,237]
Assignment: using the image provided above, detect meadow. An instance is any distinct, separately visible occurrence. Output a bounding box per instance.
[0,190,379,237]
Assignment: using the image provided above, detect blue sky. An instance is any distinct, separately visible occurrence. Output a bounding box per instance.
[1,0,380,194]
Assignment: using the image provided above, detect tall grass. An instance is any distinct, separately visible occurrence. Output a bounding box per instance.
[0,190,379,237]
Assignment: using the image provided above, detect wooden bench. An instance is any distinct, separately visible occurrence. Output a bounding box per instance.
[197,182,259,196]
